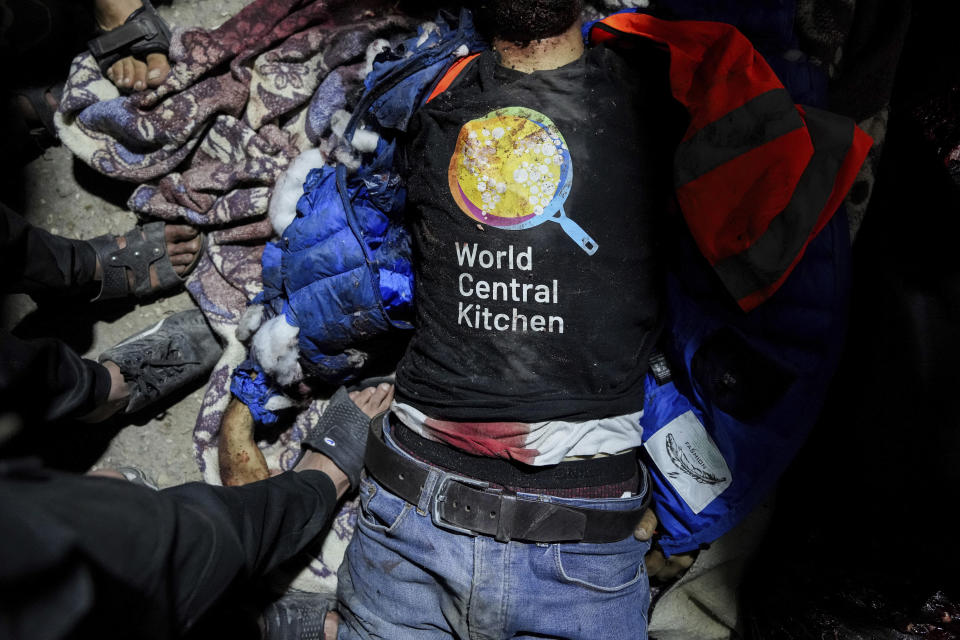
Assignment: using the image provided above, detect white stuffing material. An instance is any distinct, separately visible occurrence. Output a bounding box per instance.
[334,145,361,172]
[344,349,369,368]
[454,44,469,58]
[350,129,380,153]
[268,148,325,236]
[362,38,391,78]
[251,315,304,387]
[330,109,350,140]
[236,304,265,342]
[318,134,338,157]
[416,22,437,48]
[264,394,299,412]
[329,108,379,154]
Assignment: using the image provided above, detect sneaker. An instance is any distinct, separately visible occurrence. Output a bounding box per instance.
[99,309,222,413]
[115,466,160,490]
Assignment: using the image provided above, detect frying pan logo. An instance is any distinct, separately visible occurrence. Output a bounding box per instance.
[447,107,598,255]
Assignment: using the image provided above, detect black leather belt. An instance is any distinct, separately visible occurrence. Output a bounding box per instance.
[364,417,650,544]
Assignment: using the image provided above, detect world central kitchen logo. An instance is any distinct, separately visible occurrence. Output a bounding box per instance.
[665,434,727,485]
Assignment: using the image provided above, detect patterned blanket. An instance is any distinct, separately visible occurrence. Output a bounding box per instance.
[57,0,413,593]
[55,0,906,600]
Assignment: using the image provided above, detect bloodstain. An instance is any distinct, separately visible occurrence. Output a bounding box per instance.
[423,418,537,464]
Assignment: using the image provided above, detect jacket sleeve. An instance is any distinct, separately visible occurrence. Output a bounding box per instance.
[588,13,871,310]
[586,12,864,554]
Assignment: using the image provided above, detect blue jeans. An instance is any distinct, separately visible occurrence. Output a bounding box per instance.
[337,420,652,640]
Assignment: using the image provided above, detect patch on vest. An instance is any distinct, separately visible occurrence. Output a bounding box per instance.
[645,411,731,514]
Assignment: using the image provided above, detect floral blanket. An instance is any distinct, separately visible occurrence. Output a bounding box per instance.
[56,0,413,594]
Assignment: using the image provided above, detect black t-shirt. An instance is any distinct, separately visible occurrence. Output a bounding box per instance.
[395,45,683,422]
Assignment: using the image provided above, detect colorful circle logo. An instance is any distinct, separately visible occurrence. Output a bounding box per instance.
[448,107,597,254]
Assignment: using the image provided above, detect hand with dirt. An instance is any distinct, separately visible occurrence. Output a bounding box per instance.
[634,508,699,581]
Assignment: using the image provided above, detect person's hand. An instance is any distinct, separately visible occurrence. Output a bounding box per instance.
[645,548,697,581]
[633,507,658,542]
[633,508,699,581]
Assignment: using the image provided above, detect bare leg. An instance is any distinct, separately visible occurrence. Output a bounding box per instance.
[221,384,394,487]
[219,398,270,486]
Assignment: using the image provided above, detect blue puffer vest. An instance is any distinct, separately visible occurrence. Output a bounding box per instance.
[230,10,485,422]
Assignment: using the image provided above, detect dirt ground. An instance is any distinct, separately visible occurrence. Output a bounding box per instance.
[2,0,256,487]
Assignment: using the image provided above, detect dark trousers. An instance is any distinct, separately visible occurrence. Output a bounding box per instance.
[0,201,98,296]
[0,459,338,640]
[1,202,109,421]
[0,0,97,169]
[0,0,95,86]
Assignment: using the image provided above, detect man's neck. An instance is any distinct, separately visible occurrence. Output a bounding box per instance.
[492,21,584,74]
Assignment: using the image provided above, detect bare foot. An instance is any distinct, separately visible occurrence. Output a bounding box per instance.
[95,0,171,91]
[94,223,202,292]
[294,384,394,496]
[349,383,394,419]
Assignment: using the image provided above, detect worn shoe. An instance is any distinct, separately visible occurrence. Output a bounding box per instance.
[260,591,335,640]
[99,309,222,413]
[115,465,159,490]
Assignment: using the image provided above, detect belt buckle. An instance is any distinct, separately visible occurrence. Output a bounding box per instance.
[430,473,494,537]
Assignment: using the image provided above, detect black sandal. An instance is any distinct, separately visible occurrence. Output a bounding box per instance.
[88,220,203,301]
[12,83,64,151]
[87,0,171,76]
[260,591,336,640]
